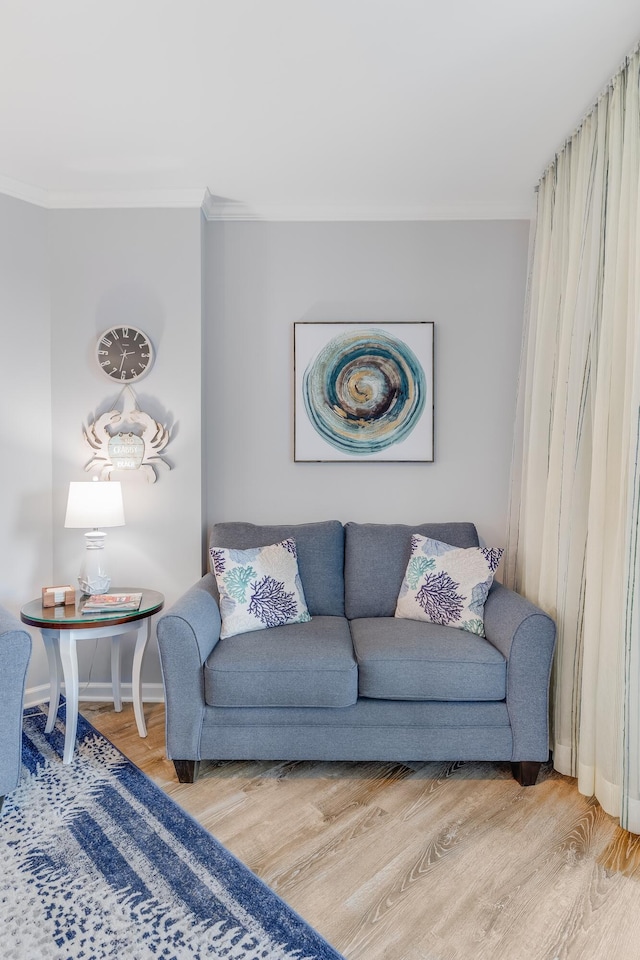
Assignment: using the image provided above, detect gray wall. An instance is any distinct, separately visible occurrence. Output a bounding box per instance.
[2,204,528,701]
[203,220,529,547]
[48,208,203,690]
[0,193,53,689]
[1,200,202,697]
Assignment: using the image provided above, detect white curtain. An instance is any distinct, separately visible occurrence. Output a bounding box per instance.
[506,46,640,831]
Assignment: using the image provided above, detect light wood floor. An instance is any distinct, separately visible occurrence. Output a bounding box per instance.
[81,701,640,960]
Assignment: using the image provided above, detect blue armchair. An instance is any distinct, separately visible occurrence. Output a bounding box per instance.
[0,607,32,813]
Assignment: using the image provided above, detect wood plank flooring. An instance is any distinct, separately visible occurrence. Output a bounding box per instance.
[81,701,640,960]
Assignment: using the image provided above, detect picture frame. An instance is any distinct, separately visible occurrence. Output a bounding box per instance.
[294,321,434,462]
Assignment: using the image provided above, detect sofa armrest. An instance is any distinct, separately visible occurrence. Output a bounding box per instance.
[483,582,556,762]
[156,574,221,760]
[0,607,32,802]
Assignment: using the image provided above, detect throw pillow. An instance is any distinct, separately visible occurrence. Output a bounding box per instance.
[394,535,503,636]
[210,538,312,639]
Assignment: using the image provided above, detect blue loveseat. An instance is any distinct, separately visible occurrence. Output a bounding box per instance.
[156,521,556,786]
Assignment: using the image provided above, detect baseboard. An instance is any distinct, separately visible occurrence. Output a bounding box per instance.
[24,684,54,707]
[25,681,165,708]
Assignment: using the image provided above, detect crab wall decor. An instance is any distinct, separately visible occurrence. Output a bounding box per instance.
[84,387,172,483]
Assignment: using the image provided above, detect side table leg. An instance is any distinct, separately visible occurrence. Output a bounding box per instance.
[59,633,79,764]
[111,635,122,711]
[42,631,61,733]
[132,620,149,738]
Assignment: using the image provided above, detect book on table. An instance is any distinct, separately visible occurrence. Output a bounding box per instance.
[81,593,143,613]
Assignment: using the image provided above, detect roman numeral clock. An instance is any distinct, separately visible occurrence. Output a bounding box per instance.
[96,326,154,382]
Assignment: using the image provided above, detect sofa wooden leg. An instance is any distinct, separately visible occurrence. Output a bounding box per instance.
[511,761,542,786]
[173,760,200,783]
[0,795,4,814]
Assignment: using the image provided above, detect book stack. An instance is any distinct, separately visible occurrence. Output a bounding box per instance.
[81,593,143,614]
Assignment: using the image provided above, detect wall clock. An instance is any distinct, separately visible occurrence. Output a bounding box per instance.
[96,326,154,383]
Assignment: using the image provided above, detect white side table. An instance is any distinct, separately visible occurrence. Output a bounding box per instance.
[21,588,164,764]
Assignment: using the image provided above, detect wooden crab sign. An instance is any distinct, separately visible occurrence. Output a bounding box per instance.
[84,387,172,483]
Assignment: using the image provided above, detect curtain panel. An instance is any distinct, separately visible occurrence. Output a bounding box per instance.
[506,46,640,831]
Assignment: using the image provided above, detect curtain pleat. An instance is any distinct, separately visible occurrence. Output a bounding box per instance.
[507,47,640,831]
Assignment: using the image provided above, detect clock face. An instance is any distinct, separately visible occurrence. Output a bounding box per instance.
[96,326,154,382]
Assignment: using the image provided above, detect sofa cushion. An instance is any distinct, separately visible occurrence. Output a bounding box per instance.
[204,616,357,708]
[344,522,479,620]
[211,521,345,617]
[395,535,502,636]
[211,538,311,639]
[350,617,506,701]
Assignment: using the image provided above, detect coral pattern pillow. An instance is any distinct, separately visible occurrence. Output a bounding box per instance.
[395,535,503,636]
[210,538,311,639]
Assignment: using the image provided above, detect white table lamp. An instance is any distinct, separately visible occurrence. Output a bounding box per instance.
[64,480,125,595]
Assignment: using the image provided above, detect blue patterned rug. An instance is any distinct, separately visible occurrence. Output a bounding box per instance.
[1,705,345,960]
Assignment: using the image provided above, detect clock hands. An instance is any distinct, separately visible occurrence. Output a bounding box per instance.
[118,347,134,371]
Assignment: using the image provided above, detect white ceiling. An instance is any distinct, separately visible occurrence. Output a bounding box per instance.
[1,1,639,219]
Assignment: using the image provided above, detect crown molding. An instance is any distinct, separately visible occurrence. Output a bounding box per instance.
[201,190,532,222]
[201,192,260,221]
[0,173,50,207]
[0,179,532,221]
[0,175,206,211]
[47,188,206,210]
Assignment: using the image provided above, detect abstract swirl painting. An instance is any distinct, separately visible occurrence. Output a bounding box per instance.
[295,322,434,461]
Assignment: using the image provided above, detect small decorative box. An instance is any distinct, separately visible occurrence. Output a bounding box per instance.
[42,585,76,607]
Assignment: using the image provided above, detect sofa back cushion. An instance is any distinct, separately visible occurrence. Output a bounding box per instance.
[344,522,480,619]
[210,521,345,617]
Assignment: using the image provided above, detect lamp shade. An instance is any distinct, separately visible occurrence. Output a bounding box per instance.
[64,481,125,529]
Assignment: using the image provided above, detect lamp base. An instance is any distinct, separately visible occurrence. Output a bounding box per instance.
[78,530,112,596]
[78,573,111,596]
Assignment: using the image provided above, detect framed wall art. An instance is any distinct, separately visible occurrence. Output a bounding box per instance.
[294,321,434,462]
